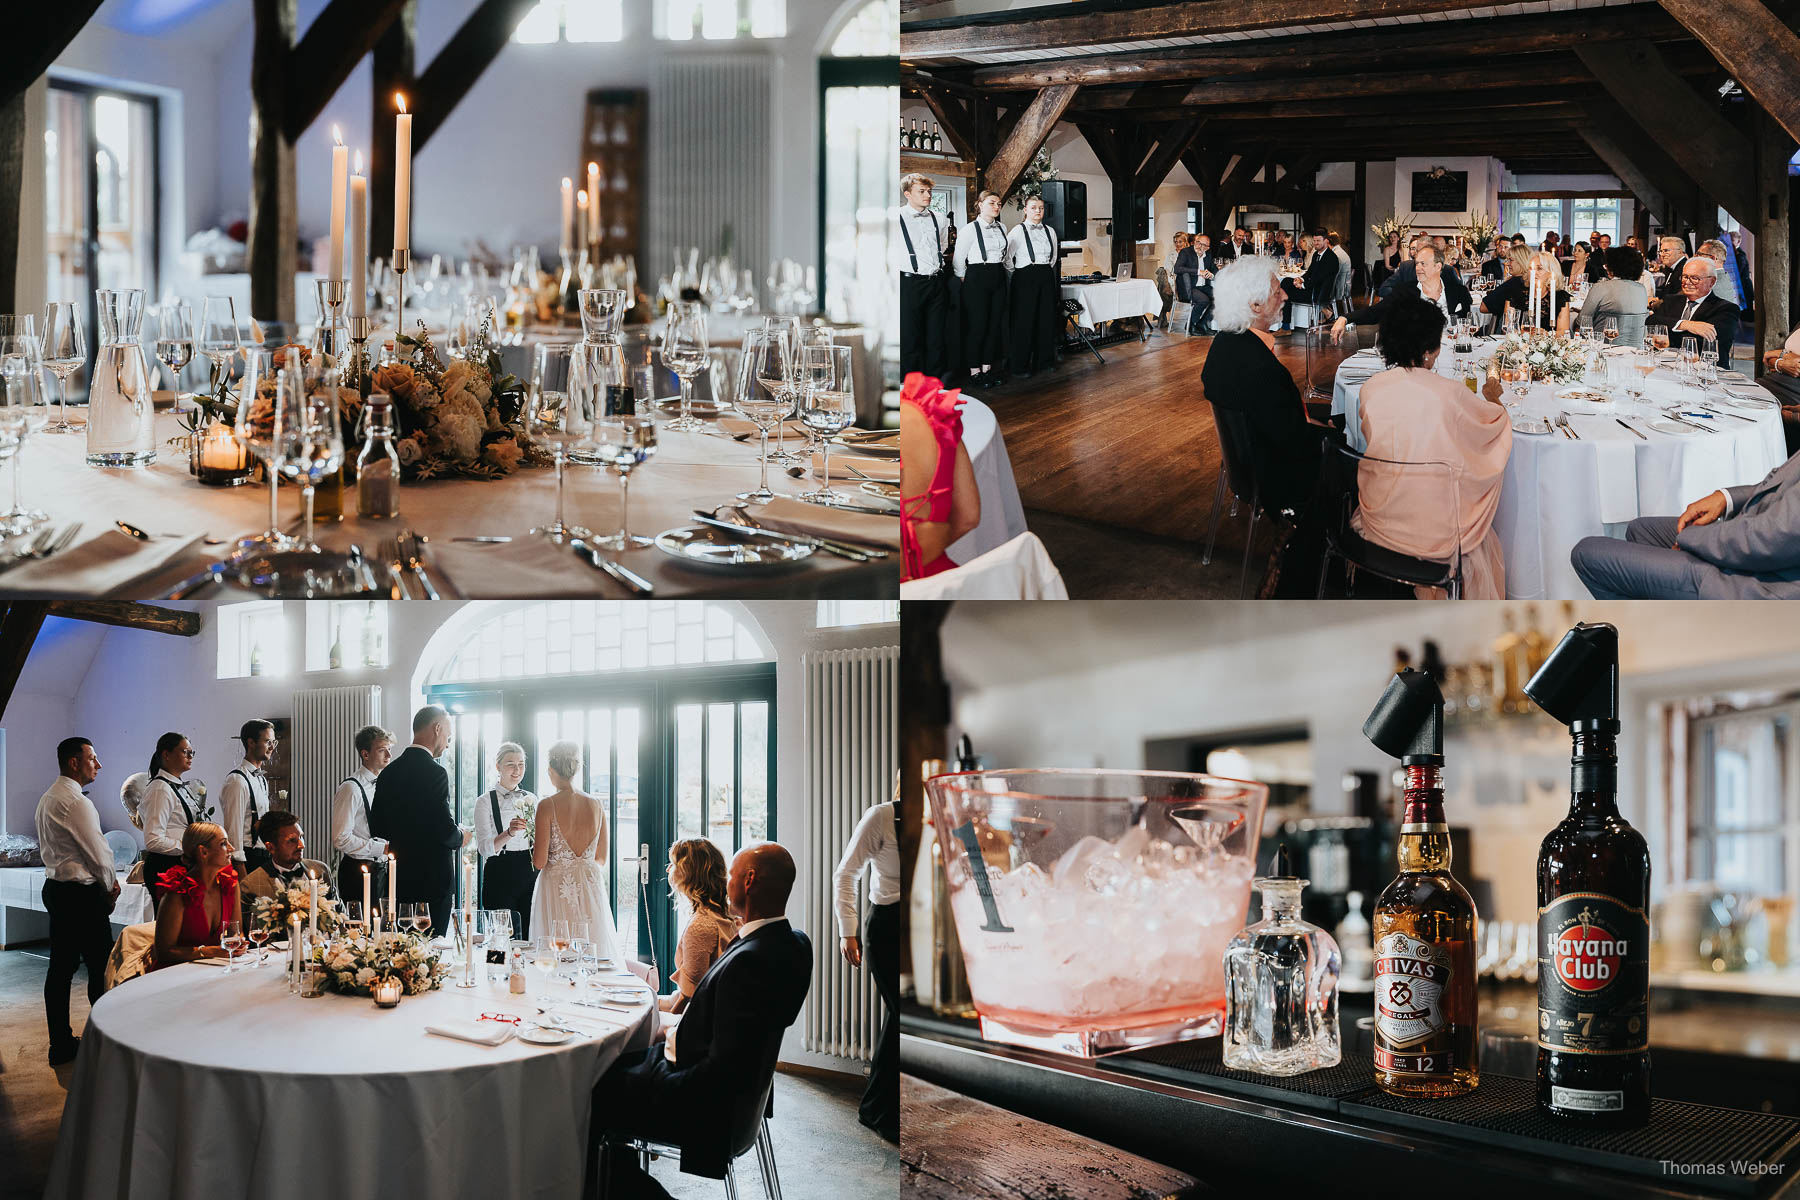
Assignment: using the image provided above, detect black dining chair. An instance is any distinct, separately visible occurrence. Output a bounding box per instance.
[599,1080,783,1200]
[1203,404,1294,598]
[1314,440,1465,598]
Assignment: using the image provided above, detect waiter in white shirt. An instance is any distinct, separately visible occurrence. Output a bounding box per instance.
[138,731,201,909]
[333,724,394,905]
[955,189,1010,384]
[833,795,900,1143]
[475,742,539,938]
[1006,195,1061,379]
[895,173,952,379]
[36,736,119,1065]
[219,718,277,878]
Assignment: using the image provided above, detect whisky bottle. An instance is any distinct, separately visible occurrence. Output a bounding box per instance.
[1364,669,1480,1098]
[1524,622,1651,1127]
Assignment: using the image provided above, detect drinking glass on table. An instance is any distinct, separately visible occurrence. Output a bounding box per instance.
[798,344,857,506]
[1598,317,1619,346]
[486,909,513,980]
[661,301,709,432]
[757,316,804,465]
[1503,308,1521,336]
[199,296,242,398]
[36,306,84,434]
[551,919,572,974]
[272,358,344,552]
[528,341,592,541]
[1645,324,1669,353]
[591,382,658,551]
[734,331,792,502]
[221,915,247,974]
[531,934,560,1004]
[156,301,195,396]
[0,351,48,535]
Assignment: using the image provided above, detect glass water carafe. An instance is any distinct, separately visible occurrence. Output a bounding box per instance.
[87,288,157,467]
[1223,845,1342,1076]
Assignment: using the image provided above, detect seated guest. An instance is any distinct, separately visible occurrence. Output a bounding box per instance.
[37,736,119,1065]
[1568,241,1591,284]
[1169,231,1196,332]
[1571,452,1800,598]
[1330,244,1470,345]
[1665,256,1740,355]
[1481,247,1571,332]
[659,839,737,1015]
[1757,323,1800,455]
[332,724,393,906]
[588,843,812,1199]
[1480,242,1507,281]
[1378,234,1432,297]
[1543,230,1562,256]
[151,823,238,969]
[138,732,200,910]
[1578,246,1650,346]
[240,811,332,907]
[1189,234,1218,333]
[900,372,980,581]
[1584,233,1612,284]
[1202,257,1332,513]
[1649,236,1690,314]
[1698,238,1744,310]
[1353,300,1513,599]
[1280,229,1340,314]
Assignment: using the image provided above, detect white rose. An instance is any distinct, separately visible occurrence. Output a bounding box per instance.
[355,966,376,987]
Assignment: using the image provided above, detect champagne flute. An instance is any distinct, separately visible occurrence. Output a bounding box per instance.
[273,358,344,552]
[661,300,709,432]
[735,331,791,502]
[528,341,592,541]
[38,303,85,433]
[156,301,195,397]
[798,344,857,506]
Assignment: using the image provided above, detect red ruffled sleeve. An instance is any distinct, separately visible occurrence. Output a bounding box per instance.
[156,865,199,899]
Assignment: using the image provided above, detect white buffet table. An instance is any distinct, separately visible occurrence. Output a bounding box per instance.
[45,957,657,1199]
[1333,343,1786,599]
[0,867,151,948]
[1061,279,1161,330]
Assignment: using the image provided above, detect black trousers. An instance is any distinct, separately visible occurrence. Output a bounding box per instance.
[960,263,1008,374]
[141,851,181,912]
[1189,284,1215,334]
[860,901,899,1141]
[336,858,388,917]
[900,272,949,379]
[1009,264,1059,374]
[43,879,114,1051]
[586,1046,690,1200]
[482,850,538,940]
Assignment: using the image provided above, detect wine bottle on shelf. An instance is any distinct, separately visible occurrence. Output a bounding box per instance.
[912,119,922,149]
[932,123,944,153]
[899,116,908,149]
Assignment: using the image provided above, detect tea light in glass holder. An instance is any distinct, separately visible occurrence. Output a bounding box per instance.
[371,976,402,1007]
[192,418,252,485]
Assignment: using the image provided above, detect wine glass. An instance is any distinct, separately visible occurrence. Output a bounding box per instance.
[221,916,247,974]
[531,934,560,1005]
[156,301,195,396]
[528,341,592,542]
[199,296,242,399]
[38,303,85,433]
[486,909,513,981]
[735,331,791,503]
[552,919,572,976]
[1599,317,1619,346]
[798,344,856,506]
[0,348,48,535]
[271,355,343,552]
[591,393,658,551]
[661,301,709,432]
[342,899,367,940]
[247,922,271,966]
[1646,324,1669,353]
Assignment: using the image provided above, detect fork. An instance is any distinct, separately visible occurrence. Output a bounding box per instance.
[399,528,440,600]
[1557,413,1580,440]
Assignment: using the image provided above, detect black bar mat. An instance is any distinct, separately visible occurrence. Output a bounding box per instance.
[1100,1037,1379,1114]
[1343,1073,1800,1198]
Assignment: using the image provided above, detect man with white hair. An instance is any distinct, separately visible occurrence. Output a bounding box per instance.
[1666,256,1739,354]
[369,706,472,937]
[1650,235,1690,314]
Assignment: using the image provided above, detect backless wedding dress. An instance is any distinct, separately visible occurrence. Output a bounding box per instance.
[528,797,622,962]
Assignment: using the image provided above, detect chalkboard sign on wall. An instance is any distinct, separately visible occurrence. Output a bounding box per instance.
[1411,170,1469,212]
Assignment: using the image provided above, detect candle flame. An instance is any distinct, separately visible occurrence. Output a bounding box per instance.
[578,189,588,205]
[332,125,343,147]
[588,161,598,174]
[395,93,407,114]
[563,176,572,188]
[354,150,363,174]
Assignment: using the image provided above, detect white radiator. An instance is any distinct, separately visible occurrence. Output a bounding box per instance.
[648,55,771,281]
[290,685,382,868]
[802,646,898,1061]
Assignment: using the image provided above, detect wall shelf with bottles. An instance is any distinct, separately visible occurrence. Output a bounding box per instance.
[579,88,645,272]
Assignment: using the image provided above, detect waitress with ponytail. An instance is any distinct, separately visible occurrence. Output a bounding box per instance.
[1006,194,1061,379]
[137,732,202,911]
[955,190,1010,384]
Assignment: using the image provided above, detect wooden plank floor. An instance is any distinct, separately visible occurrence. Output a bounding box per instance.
[965,329,1353,545]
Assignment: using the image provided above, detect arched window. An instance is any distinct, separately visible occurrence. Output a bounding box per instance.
[427,600,768,685]
[829,0,898,56]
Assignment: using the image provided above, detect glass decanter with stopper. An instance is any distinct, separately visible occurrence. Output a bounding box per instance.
[1364,669,1480,1098]
[1223,843,1342,1075]
[87,288,157,467]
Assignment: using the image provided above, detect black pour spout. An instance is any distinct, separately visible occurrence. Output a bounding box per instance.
[1363,669,1444,766]
[1524,622,1620,735]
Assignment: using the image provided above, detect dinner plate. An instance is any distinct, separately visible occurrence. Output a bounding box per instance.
[1510,416,1555,435]
[1646,418,1698,435]
[1720,371,1749,382]
[1555,388,1610,404]
[654,525,815,569]
[653,397,725,417]
[599,985,647,1002]
[517,1025,575,1045]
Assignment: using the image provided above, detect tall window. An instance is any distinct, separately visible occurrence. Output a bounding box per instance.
[1503,197,1561,247]
[1688,701,1796,902]
[657,0,786,40]
[512,0,626,42]
[820,0,899,344]
[1572,197,1622,244]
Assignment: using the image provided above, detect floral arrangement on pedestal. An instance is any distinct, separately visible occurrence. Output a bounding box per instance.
[1456,212,1499,256]
[1013,147,1058,211]
[311,930,449,997]
[1371,212,1416,247]
[1493,328,1588,384]
[367,327,544,480]
[249,880,342,941]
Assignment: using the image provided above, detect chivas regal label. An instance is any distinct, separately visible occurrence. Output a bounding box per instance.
[1537,892,1648,1055]
[1374,931,1455,1075]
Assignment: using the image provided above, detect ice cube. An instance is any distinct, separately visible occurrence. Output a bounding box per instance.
[1052,835,1113,888]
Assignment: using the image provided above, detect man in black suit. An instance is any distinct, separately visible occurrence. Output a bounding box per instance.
[1650,235,1690,317]
[368,705,469,936]
[1664,256,1740,355]
[588,842,813,1200]
[1280,229,1340,324]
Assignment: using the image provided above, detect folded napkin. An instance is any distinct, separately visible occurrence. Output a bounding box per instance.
[425,1019,514,1046]
[713,417,760,438]
[811,451,900,482]
[0,531,207,597]
[751,496,900,549]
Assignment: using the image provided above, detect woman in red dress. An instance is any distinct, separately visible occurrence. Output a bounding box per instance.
[899,373,980,580]
[151,822,239,969]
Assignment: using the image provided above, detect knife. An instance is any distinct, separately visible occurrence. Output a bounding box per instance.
[689,512,878,561]
[1614,418,1646,441]
[1694,406,1756,424]
[568,539,654,595]
[1663,413,1718,434]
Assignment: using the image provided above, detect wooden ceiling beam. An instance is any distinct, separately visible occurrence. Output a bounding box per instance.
[1659,0,1800,145]
[43,601,203,638]
[0,603,49,724]
[983,84,1080,204]
[411,0,539,148]
[1580,94,1716,230]
[1135,117,1206,194]
[286,0,410,140]
[915,82,978,162]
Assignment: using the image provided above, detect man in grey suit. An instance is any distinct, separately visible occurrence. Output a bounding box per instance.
[1570,453,1800,598]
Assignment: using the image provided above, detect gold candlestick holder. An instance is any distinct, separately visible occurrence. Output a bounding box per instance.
[348,314,372,397]
[391,247,411,345]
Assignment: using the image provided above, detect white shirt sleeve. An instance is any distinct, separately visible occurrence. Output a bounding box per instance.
[219,772,249,863]
[474,790,500,860]
[66,793,117,886]
[140,781,181,856]
[1718,489,1737,517]
[332,778,385,861]
[953,222,973,280]
[832,804,890,938]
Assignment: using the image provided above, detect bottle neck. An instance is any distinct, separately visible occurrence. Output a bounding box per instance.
[1568,729,1620,817]
[1259,881,1304,923]
[1396,763,1452,873]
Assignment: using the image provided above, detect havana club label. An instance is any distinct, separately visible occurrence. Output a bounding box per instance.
[1374,931,1455,1075]
[1537,892,1648,1054]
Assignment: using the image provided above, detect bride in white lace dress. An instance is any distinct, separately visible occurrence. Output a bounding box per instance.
[528,740,622,962]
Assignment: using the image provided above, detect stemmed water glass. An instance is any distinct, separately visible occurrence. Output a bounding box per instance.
[247,922,271,966]
[591,360,658,551]
[735,331,792,503]
[199,296,242,398]
[39,303,85,433]
[531,934,560,1006]
[156,302,195,396]
[486,909,513,981]
[275,357,345,551]
[661,301,709,432]
[0,344,49,535]
[233,348,296,551]
[528,342,593,542]
[798,344,857,506]
[1645,324,1669,353]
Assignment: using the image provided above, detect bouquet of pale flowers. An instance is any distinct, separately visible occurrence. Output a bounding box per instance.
[1371,212,1415,246]
[310,930,448,997]
[514,795,538,848]
[1494,328,1588,383]
[369,326,547,481]
[250,880,341,941]
[1456,212,1499,256]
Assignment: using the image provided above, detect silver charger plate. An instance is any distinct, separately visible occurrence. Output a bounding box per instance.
[232,549,372,598]
[654,524,816,569]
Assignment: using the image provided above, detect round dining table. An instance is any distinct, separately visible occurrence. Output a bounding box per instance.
[1333,341,1787,599]
[43,954,657,1200]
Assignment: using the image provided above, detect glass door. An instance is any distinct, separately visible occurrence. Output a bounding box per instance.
[820,54,899,358]
[445,701,505,908]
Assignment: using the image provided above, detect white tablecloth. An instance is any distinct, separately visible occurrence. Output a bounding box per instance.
[45,957,657,1200]
[1333,343,1786,599]
[1061,280,1162,329]
[946,396,1027,565]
